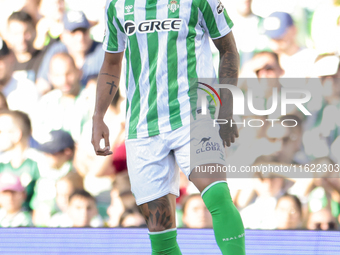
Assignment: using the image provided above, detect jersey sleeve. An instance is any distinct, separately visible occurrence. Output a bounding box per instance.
[103,0,127,53]
[198,0,234,39]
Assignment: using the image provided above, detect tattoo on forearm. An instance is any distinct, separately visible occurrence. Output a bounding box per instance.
[106,81,117,95]
[219,88,233,118]
[100,72,119,78]
[214,33,239,119]
[139,196,173,230]
[214,33,239,85]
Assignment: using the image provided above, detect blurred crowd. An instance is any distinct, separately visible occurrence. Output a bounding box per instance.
[0,0,340,231]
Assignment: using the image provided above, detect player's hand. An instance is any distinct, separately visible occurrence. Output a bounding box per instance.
[219,119,239,147]
[91,117,113,156]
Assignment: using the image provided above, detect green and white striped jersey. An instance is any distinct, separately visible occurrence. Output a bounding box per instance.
[103,0,233,139]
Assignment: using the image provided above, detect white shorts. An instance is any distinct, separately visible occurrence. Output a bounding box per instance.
[125,117,226,205]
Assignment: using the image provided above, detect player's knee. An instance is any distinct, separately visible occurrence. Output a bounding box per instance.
[190,176,226,193]
[138,195,176,232]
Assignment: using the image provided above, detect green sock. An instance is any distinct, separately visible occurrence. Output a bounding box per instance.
[202,181,246,255]
[149,228,182,255]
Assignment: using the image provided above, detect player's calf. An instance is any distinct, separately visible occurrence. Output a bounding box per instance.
[190,166,246,255]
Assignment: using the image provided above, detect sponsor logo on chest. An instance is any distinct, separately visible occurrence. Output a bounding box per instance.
[124,19,183,36]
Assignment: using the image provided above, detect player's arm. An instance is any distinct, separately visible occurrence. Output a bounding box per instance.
[213,31,240,147]
[92,51,124,156]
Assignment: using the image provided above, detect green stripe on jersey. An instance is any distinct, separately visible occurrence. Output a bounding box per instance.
[167,0,182,130]
[125,42,130,116]
[106,0,119,51]
[223,8,234,28]
[199,0,221,38]
[125,0,142,139]
[187,2,199,120]
[146,0,160,136]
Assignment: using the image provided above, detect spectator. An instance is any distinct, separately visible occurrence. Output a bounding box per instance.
[119,209,146,228]
[240,175,286,229]
[36,10,104,95]
[0,172,33,227]
[106,173,136,228]
[305,159,340,220]
[0,110,40,211]
[20,0,41,25]
[64,0,107,42]
[311,0,340,54]
[111,171,131,195]
[67,189,100,228]
[56,173,84,212]
[181,194,213,228]
[313,53,340,104]
[49,172,84,227]
[239,51,284,117]
[0,92,8,110]
[35,130,75,171]
[314,54,340,138]
[241,51,284,80]
[0,0,33,39]
[34,0,65,50]
[0,37,39,117]
[106,188,125,228]
[307,184,339,219]
[227,0,264,65]
[107,189,138,228]
[30,130,76,226]
[303,54,340,159]
[307,208,338,230]
[119,191,139,213]
[264,115,304,164]
[263,12,317,79]
[32,53,88,142]
[7,11,46,82]
[228,114,304,181]
[275,194,303,229]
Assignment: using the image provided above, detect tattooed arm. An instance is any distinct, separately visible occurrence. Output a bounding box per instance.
[213,31,240,147]
[94,52,123,117]
[92,51,124,156]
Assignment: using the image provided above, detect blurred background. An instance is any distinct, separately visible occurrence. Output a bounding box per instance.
[0,0,339,232]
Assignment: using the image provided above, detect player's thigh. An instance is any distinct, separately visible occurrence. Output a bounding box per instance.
[138,193,177,232]
[174,118,228,191]
[125,135,179,207]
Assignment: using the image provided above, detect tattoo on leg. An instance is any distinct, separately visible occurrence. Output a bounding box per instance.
[106,81,117,94]
[139,196,173,231]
